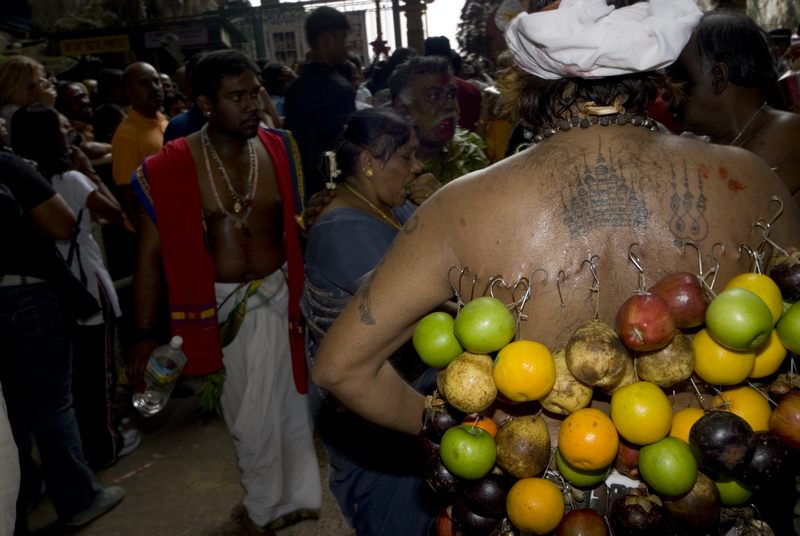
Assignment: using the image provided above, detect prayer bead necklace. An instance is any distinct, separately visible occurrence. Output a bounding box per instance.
[201,125,259,236]
[342,183,403,230]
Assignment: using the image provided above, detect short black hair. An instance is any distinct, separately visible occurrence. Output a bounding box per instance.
[11,104,70,178]
[335,108,412,179]
[192,49,260,101]
[694,11,776,88]
[389,56,451,105]
[305,7,350,49]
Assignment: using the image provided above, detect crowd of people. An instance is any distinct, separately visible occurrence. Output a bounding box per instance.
[0,0,799,535]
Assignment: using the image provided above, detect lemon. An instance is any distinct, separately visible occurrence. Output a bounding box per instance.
[751,330,787,378]
[610,381,673,445]
[691,329,755,385]
[493,340,556,402]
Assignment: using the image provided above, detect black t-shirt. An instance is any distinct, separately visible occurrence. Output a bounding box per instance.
[284,63,355,201]
[0,151,61,279]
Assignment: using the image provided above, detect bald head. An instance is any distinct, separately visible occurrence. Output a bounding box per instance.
[123,62,164,117]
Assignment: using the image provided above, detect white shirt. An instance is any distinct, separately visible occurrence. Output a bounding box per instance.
[52,170,121,325]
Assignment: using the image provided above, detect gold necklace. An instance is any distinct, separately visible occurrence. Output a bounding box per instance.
[343,183,402,230]
[729,102,768,147]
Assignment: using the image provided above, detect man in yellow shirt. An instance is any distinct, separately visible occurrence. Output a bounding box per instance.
[111,62,167,225]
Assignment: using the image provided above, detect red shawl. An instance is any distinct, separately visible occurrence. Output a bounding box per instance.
[136,128,307,393]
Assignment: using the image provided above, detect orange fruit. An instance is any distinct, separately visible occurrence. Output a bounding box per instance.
[670,407,705,443]
[493,340,556,402]
[462,415,498,437]
[725,272,784,325]
[558,408,619,470]
[750,330,787,378]
[610,381,673,445]
[506,477,565,534]
[711,385,772,432]
[691,329,755,385]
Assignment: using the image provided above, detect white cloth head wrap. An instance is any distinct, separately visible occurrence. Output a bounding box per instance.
[506,0,702,79]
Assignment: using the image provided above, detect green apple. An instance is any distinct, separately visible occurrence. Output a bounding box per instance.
[776,300,800,354]
[556,449,609,488]
[714,477,753,506]
[638,437,698,497]
[453,297,516,354]
[705,288,773,350]
[413,312,464,368]
[439,424,497,480]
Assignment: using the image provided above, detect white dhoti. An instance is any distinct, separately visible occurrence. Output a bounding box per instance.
[215,267,322,528]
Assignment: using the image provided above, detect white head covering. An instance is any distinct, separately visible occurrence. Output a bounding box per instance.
[506,0,702,80]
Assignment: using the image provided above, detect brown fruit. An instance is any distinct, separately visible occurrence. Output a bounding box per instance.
[556,508,610,536]
[635,331,695,388]
[615,439,641,478]
[768,390,800,449]
[601,353,638,394]
[495,415,551,479]
[662,472,720,531]
[541,348,593,415]
[566,319,631,388]
[649,271,709,328]
[440,352,497,414]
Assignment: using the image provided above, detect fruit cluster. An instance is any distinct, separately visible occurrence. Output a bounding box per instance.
[414,260,800,536]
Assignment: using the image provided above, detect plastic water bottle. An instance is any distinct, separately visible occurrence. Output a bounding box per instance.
[132,336,187,417]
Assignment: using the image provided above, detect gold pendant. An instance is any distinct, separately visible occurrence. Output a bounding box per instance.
[234,220,243,229]
[233,200,243,213]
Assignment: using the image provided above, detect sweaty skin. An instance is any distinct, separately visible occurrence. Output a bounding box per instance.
[312,125,800,435]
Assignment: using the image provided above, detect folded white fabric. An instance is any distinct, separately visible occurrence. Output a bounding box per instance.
[506,0,702,79]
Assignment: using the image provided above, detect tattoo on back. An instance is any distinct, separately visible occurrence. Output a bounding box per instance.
[561,148,648,237]
[669,162,708,242]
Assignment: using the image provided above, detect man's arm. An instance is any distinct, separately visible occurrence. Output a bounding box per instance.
[29,194,76,240]
[128,212,163,392]
[111,131,142,228]
[312,192,457,434]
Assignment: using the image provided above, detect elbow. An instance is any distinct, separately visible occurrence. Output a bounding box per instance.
[310,355,344,394]
[52,222,76,240]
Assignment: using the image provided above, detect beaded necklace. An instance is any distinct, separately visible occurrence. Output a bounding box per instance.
[522,102,659,148]
[729,102,768,147]
[200,125,258,236]
[343,183,403,230]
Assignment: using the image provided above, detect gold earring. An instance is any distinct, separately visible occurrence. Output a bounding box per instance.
[363,168,374,177]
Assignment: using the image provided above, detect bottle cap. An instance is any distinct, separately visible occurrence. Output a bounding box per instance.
[169,335,184,349]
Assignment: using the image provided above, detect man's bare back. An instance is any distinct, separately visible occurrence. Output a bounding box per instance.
[185,133,287,283]
[312,126,800,434]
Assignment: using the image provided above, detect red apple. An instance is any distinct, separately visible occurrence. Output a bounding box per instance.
[615,439,641,478]
[768,390,800,449]
[649,271,709,328]
[451,500,503,536]
[556,508,610,536]
[615,293,676,351]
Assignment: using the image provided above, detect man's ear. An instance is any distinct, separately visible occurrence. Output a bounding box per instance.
[393,98,408,114]
[197,95,211,116]
[710,63,730,95]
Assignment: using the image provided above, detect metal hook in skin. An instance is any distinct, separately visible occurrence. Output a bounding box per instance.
[512,269,548,336]
[767,195,784,227]
[738,243,762,274]
[752,220,790,257]
[581,255,601,319]
[556,270,566,314]
[628,242,646,292]
[679,240,704,277]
